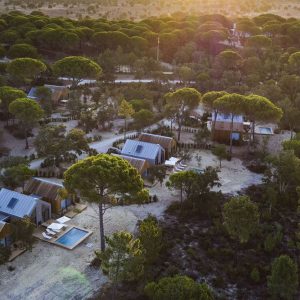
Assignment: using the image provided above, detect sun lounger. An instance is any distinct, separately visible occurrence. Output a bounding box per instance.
[175,165,185,170]
[48,223,66,231]
[179,162,188,168]
[56,216,71,224]
[42,232,52,240]
[174,166,185,172]
[46,229,56,236]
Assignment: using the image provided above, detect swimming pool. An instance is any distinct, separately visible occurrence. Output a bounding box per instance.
[258,127,273,134]
[55,227,92,249]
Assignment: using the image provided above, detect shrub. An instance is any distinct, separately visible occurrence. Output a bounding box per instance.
[145,275,214,300]
[0,245,11,265]
[268,255,298,299]
[264,229,283,252]
[250,267,260,283]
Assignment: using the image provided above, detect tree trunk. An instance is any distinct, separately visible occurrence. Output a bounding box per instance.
[251,120,255,144]
[98,202,105,251]
[112,251,121,300]
[6,112,9,127]
[177,118,182,141]
[211,110,218,141]
[229,115,234,156]
[124,118,127,140]
[25,128,29,149]
[180,187,183,205]
[289,123,294,139]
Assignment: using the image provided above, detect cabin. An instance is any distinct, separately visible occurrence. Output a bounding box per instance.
[138,133,176,159]
[0,188,51,247]
[28,85,69,105]
[24,178,73,215]
[0,188,51,226]
[121,139,165,165]
[212,113,245,144]
[0,220,12,247]
[113,154,150,177]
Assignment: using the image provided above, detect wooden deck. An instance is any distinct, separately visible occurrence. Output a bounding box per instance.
[65,203,87,218]
[33,225,93,250]
[8,247,26,262]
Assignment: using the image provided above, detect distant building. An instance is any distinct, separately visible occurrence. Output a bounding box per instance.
[121,139,165,165]
[112,154,150,177]
[24,178,73,215]
[28,85,69,105]
[212,113,245,144]
[138,133,176,159]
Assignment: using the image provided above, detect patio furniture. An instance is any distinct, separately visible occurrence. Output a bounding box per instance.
[179,162,187,168]
[46,229,56,236]
[174,167,184,172]
[48,223,66,231]
[175,165,185,171]
[56,216,71,224]
[42,232,52,240]
[41,219,55,228]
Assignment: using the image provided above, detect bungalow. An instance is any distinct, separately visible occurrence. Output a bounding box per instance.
[0,220,12,247]
[0,188,51,226]
[121,139,165,165]
[113,154,150,177]
[28,85,69,105]
[138,133,176,159]
[24,178,73,215]
[212,113,245,144]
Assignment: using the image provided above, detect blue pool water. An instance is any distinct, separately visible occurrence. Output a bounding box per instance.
[259,127,272,134]
[56,228,89,248]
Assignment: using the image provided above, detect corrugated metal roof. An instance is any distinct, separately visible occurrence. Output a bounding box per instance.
[121,139,162,160]
[24,177,63,202]
[138,133,175,150]
[27,87,38,100]
[0,188,38,218]
[0,213,9,221]
[0,220,13,239]
[27,85,68,102]
[112,154,149,174]
[213,113,244,123]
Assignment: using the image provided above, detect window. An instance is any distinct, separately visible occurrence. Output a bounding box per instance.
[136,145,143,153]
[7,197,18,209]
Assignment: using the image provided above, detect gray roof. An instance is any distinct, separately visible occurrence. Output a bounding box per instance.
[212,112,244,123]
[27,87,38,100]
[0,188,38,218]
[0,212,9,221]
[121,139,163,160]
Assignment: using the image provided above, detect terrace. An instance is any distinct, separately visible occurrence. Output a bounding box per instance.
[33,223,93,250]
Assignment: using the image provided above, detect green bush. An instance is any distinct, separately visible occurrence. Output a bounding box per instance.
[250,267,260,283]
[145,275,214,300]
[264,229,283,252]
[268,255,298,299]
[0,245,11,265]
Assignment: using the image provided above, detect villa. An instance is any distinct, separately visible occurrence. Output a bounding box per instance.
[28,85,69,105]
[212,113,245,144]
[113,154,150,177]
[138,133,176,159]
[0,188,52,246]
[0,220,12,247]
[121,139,165,165]
[24,178,73,215]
